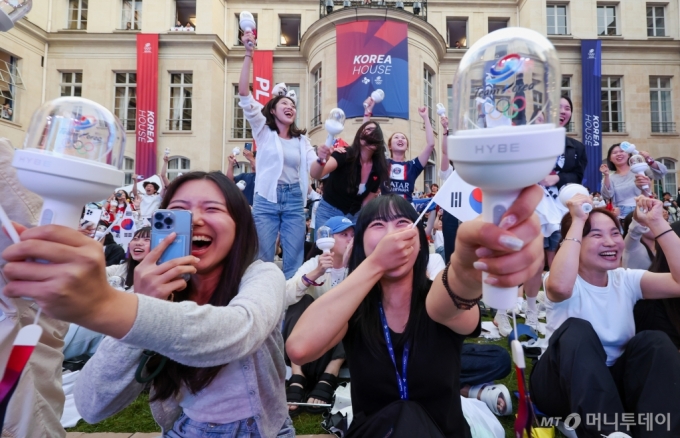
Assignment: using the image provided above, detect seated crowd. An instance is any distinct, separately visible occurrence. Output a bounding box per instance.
[3,29,680,438]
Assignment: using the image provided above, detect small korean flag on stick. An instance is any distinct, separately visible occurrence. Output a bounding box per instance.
[412,171,481,227]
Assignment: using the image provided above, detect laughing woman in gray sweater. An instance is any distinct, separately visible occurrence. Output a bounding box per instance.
[2,172,292,437]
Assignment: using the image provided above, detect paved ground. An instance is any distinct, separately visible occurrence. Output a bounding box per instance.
[66,434,332,438]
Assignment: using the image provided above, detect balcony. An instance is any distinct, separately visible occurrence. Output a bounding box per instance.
[602,121,625,134]
[320,1,427,21]
[652,121,676,133]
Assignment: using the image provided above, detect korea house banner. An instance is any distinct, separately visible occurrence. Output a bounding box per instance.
[336,21,409,119]
[135,34,159,178]
[581,40,602,192]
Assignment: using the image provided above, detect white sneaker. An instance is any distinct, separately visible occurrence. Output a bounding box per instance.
[494,312,512,337]
[525,307,539,332]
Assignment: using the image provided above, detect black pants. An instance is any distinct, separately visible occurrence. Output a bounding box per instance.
[442,211,459,262]
[282,294,345,385]
[530,317,680,437]
[460,343,511,387]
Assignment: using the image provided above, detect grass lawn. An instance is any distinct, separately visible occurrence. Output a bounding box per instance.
[67,315,565,437]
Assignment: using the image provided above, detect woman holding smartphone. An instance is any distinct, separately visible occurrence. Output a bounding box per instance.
[3,171,293,437]
[238,30,316,279]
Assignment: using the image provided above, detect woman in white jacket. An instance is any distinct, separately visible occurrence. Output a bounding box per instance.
[283,216,354,416]
[239,30,317,279]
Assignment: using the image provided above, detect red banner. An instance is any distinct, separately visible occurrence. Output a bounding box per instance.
[135,34,159,178]
[253,51,273,106]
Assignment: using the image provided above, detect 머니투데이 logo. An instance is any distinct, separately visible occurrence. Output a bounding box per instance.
[486,54,524,85]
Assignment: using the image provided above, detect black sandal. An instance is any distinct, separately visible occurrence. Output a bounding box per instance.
[305,372,338,414]
[286,374,307,418]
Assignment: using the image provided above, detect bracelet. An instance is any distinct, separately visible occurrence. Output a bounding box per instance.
[441,261,482,310]
[560,237,582,246]
[655,229,674,240]
[302,274,325,287]
[364,112,372,117]
[316,158,326,166]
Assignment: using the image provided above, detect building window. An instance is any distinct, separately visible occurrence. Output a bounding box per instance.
[236,13,258,45]
[447,85,453,122]
[121,0,142,30]
[68,0,88,30]
[169,73,192,131]
[546,4,568,35]
[232,85,252,139]
[124,157,135,185]
[597,5,618,36]
[424,67,435,126]
[601,77,624,133]
[174,1,196,30]
[167,157,190,181]
[446,18,467,48]
[114,73,137,131]
[288,84,301,126]
[488,18,508,34]
[234,162,253,176]
[650,77,674,133]
[312,66,322,127]
[280,16,300,47]
[661,158,677,195]
[647,5,665,37]
[0,52,23,123]
[424,150,436,191]
[60,72,83,97]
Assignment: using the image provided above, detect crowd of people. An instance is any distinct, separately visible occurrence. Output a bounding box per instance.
[3,28,680,438]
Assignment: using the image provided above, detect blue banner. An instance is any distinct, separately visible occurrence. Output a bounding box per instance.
[336,21,409,119]
[581,40,602,192]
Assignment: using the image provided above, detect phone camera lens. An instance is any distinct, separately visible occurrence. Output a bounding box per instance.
[164,217,174,225]
[155,212,164,220]
[154,222,163,229]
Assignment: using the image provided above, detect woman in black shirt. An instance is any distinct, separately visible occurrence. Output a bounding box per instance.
[287,189,544,437]
[311,121,390,237]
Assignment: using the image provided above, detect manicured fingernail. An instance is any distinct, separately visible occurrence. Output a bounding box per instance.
[498,215,517,230]
[473,261,488,271]
[499,235,524,251]
[484,276,498,285]
[476,247,493,258]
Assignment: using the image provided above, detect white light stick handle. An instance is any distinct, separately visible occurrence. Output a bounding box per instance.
[481,189,522,311]
[635,171,650,191]
[0,203,21,244]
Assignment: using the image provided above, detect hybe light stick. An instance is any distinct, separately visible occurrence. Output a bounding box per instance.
[12,97,125,229]
[320,108,346,164]
[558,184,593,214]
[315,225,335,273]
[232,147,241,169]
[436,103,446,117]
[0,0,32,32]
[363,89,385,109]
[239,11,256,48]
[448,27,565,310]
[629,154,651,194]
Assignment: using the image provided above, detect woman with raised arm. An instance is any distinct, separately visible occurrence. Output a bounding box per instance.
[287,189,544,437]
[311,120,390,235]
[3,172,293,437]
[600,142,667,219]
[239,30,316,279]
[363,98,435,202]
[531,195,680,438]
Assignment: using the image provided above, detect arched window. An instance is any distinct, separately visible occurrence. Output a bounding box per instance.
[424,150,436,192]
[167,156,191,181]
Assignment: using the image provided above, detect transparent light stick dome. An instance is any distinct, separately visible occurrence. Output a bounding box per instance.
[629,154,651,192]
[316,226,332,240]
[24,97,126,168]
[0,0,32,32]
[325,108,346,150]
[629,154,647,167]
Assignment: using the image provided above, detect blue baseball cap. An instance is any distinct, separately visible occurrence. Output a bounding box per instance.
[323,216,355,234]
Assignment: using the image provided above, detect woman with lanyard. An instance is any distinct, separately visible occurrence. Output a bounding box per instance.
[363,98,435,202]
[287,189,544,437]
[600,143,667,219]
[312,119,390,236]
[239,30,317,279]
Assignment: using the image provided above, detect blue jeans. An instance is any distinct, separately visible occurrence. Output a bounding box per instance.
[253,184,305,280]
[618,205,635,219]
[63,323,104,360]
[314,199,359,239]
[165,414,295,438]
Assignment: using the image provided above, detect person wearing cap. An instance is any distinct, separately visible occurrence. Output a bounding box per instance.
[282,216,355,417]
[132,176,162,221]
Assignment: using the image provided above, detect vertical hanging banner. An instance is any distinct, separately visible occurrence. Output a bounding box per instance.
[135,34,159,178]
[253,51,274,106]
[336,21,409,119]
[581,40,602,192]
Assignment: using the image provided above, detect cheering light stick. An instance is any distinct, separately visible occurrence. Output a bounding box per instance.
[558,184,593,214]
[363,89,385,109]
[629,154,651,193]
[232,146,241,169]
[164,147,170,157]
[321,108,346,164]
[0,0,32,32]
[239,11,256,48]
[436,103,446,117]
[448,27,565,311]
[316,225,335,272]
[620,141,639,155]
[12,97,125,229]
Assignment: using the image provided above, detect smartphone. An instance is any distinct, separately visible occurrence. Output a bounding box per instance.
[150,210,193,268]
[244,142,253,152]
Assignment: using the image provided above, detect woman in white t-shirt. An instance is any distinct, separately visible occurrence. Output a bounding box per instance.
[531,195,680,438]
[283,216,354,416]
